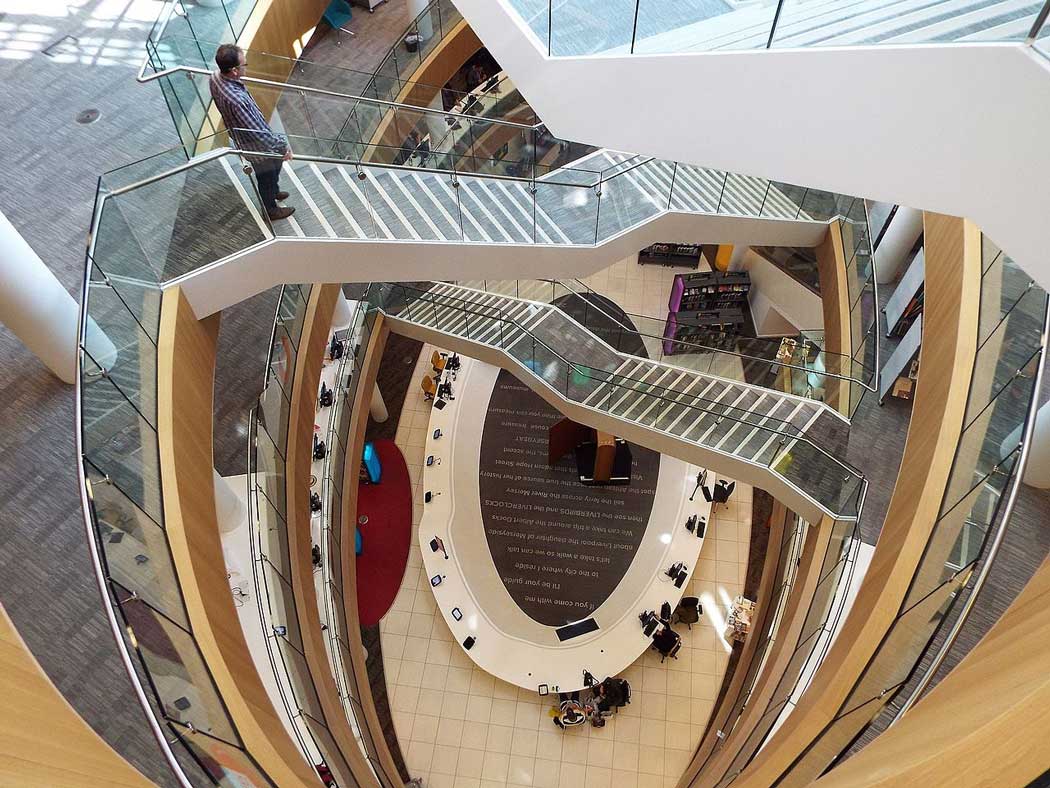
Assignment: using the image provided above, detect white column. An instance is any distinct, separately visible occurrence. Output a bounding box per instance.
[214,470,243,533]
[409,0,434,40]
[332,293,352,328]
[875,206,924,285]
[0,210,116,384]
[726,245,749,272]
[1003,400,1050,489]
[370,385,389,423]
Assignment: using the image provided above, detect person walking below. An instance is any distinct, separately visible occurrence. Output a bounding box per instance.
[210,44,295,221]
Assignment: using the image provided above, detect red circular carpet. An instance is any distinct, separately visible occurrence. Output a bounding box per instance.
[355,439,413,627]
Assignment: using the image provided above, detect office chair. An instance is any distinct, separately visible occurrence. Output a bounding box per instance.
[663,639,682,663]
[431,350,447,374]
[651,627,681,663]
[674,597,703,629]
[421,374,437,401]
[652,629,681,663]
[713,480,736,505]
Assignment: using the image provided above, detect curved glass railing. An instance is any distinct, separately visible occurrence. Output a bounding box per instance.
[248,284,400,786]
[77,221,274,785]
[511,0,1050,56]
[369,281,867,520]
[689,512,861,782]
[849,238,1050,748]
[455,278,876,411]
[316,301,403,787]
[143,0,523,154]
[246,283,366,784]
[89,133,863,295]
[707,235,1049,784]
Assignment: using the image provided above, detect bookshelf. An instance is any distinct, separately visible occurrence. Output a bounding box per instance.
[638,242,704,268]
[663,271,752,354]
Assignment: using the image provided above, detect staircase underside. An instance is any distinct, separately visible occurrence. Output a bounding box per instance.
[171,152,826,316]
[379,282,861,523]
[455,0,1050,293]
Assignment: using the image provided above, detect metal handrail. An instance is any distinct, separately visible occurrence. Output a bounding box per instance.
[1026,0,1050,42]
[99,140,827,226]
[74,257,194,788]
[890,289,1050,720]
[546,277,875,388]
[148,62,544,131]
[381,281,867,520]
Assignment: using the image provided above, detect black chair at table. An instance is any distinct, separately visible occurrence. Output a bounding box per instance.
[673,597,703,629]
[651,626,682,663]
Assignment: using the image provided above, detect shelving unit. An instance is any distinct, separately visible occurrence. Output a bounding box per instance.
[638,242,704,268]
[663,271,752,354]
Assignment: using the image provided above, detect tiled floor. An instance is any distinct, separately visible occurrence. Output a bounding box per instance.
[577,253,707,319]
[379,270,753,787]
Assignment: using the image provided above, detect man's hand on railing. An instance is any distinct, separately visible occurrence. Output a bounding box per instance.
[283,147,294,161]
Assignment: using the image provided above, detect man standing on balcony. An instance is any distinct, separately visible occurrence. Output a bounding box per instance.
[211,44,295,221]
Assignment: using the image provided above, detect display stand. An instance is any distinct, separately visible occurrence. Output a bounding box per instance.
[638,242,704,268]
[663,271,752,354]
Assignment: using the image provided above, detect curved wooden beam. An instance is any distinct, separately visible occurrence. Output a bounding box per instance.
[370,20,484,160]
[286,284,380,785]
[815,220,852,417]
[728,214,981,787]
[157,287,319,787]
[683,502,789,782]
[687,515,841,787]
[337,313,405,788]
[812,555,1050,787]
[0,603,153,787]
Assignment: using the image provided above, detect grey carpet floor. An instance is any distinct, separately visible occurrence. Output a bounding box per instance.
[0,1,413,783]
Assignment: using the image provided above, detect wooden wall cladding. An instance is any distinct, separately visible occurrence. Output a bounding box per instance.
[812,555,1050,787]
[0,604,154,787]
[285,284,381,785]
[727,214,980,787]
[157,287,319,787]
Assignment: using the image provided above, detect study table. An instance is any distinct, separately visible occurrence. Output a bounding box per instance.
[419,356,713,692]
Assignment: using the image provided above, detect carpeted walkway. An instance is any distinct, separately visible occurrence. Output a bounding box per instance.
[356,439,413,627]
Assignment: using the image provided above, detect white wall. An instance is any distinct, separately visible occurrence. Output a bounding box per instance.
[454,0,1050,293]
[741,249,824,334]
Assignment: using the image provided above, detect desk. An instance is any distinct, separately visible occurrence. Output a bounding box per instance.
[420,357,712,691]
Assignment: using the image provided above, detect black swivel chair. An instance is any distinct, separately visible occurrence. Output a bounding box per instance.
[713,479,736,507]
[674,597,703,629]
[651,626,681,663]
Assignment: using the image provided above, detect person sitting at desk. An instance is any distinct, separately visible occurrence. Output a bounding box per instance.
[465,62,486,91]
[552,691,589,729]
[593,677,630,714]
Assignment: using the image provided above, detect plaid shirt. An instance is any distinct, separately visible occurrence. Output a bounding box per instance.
[209,70,288,163]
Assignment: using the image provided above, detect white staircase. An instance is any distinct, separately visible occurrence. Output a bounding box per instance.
[381,282,865,522]
[256,148,814,246]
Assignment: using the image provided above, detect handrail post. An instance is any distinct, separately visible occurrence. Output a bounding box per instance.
[630,0,641,54]
[1026,0,1050,43]
[767,0,786,48]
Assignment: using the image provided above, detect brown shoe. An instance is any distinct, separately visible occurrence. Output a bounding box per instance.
[276,191,290,201]
[267,206,295,221]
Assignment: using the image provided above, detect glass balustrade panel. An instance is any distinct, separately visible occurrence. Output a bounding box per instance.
[633,0,777,54]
